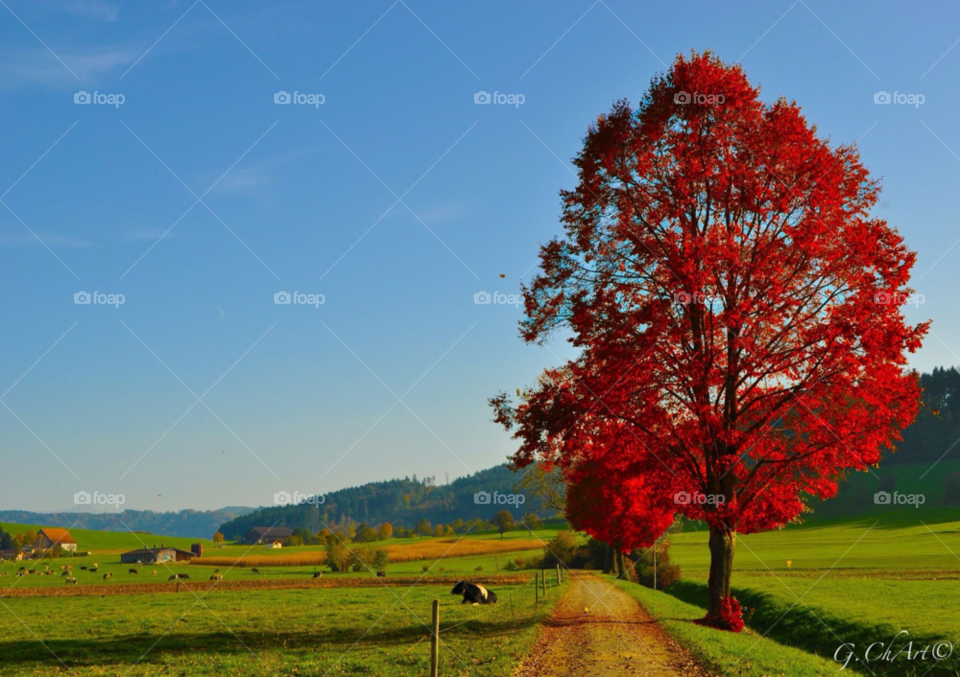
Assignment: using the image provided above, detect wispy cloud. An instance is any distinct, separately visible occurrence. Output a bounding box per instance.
[61,0,121,21]
[123,227,182,241]
[209,151,309,195]
[0,231,90,248]
[0,46,136,88]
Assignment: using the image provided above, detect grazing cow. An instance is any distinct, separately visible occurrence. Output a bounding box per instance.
[80,566,87,571]
[251,568,261,574]
[61,571,70,577]
[312,571,322,579]
[213,569,220,574]
[152,571,157,577]
[59,565,66,571]
[376,571,386,578]
[65,577,77,585]
[451,581,497,605]
[210,574,223,581]
[15,572,24,577]
[169,573,190,581]
[129,569,138,574]
[103,573,113,581]
[18,567,26,573]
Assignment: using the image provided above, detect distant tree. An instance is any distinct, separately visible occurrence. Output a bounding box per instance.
[450,519,466,534]
[541,531,579,568]
[434,525,444,537]
[515,463,566,516]
[357,527,378,543]
[492,511,515,538]
[286,534,303,547]
[521,513,542,533]
[324,532,352,572]
[372,549,389,572]
[212,532,225,544]
[378,522,393,540]
[0,527,13,550]
[415,518,431,538]
[444,525,455,537]
[393,526,407,539]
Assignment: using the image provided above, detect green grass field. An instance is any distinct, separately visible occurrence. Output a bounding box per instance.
[0,579,567,675]
[3,465,959,675]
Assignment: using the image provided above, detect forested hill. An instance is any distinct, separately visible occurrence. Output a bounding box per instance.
[0,508,253,540]
[219,465,536,539]
[891,367,960,464]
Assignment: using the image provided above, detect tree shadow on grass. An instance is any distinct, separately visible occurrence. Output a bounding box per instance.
[665,580,959,676]
[0,616,542,670]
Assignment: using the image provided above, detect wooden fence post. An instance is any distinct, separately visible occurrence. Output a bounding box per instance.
[431,599,440,677]
[556,564,561,585]
[541,569,546,596]
[535,573,539,604]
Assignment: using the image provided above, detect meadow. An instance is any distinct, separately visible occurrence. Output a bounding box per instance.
[0,579,566,675]
[4,465,960,675]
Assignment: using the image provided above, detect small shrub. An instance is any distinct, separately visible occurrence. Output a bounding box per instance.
[474,566,483,572]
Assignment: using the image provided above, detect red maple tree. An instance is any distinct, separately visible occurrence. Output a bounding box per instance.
[492,51,927,629]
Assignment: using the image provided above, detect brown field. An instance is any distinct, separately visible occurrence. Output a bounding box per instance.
[194,538,544,567]
[2,573,534,598]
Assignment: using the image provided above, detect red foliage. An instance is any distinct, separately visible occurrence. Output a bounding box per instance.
[695,596,745,633]
[492,51,926,620]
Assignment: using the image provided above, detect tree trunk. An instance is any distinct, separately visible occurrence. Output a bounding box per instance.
[707,523,735,618]
[603,543,613,574]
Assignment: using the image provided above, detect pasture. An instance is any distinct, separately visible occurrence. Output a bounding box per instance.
[0,580,564,675]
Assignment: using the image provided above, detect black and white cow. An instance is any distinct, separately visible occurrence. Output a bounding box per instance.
[451,581,497,605]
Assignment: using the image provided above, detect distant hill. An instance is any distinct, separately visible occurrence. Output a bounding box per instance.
[0,507,255,540]
[218,464,540,539]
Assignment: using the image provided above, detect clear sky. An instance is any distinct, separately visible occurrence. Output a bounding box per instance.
[0,0,957,512]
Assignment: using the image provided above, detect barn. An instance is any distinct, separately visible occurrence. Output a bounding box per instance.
[36,528,78,552]
[241,527,293,545]
[120,547,196,564]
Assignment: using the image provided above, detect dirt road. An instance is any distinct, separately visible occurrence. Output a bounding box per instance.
[517,573,712,676]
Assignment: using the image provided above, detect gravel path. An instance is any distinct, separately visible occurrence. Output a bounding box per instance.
[517,573,713,676]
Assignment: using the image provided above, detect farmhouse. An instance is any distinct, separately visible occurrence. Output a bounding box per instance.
[36,528,78,552]
[266,540,283,549]
[120,548,196,564]
[241,527,293,545]
[0,550,23,561]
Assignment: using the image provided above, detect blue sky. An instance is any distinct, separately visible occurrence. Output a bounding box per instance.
[1,0,958,512]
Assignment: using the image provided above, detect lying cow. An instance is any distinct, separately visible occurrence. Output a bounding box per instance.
[451,581,497,605]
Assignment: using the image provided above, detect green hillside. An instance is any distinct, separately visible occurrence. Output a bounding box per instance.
[0,523,208,553]
[218,464,542,539]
